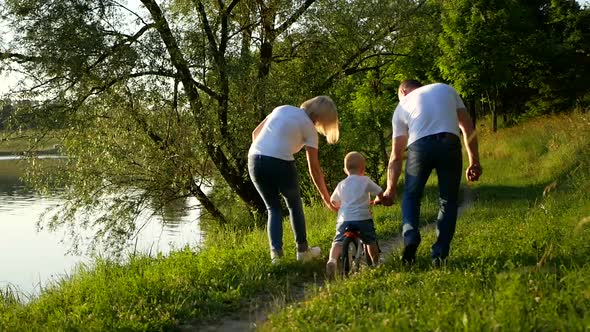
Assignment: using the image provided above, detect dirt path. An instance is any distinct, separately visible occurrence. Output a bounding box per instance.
[189,186,475,332]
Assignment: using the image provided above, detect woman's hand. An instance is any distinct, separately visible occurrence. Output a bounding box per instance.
[324,198,338,212]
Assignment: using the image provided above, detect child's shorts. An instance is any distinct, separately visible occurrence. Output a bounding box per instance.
[333,219,377,245]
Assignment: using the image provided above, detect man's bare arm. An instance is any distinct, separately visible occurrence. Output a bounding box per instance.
[457,108,482,181]
[384,135,408,203]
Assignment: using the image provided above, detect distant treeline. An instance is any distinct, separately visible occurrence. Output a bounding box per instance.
[388,0,590,130]
[0,100,65,130]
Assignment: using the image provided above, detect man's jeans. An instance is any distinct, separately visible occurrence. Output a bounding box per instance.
[248,154,308,257]
[402,133,462,259]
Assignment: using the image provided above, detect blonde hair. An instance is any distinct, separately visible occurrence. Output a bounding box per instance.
[300,96,339,144]
[344,151,365,174]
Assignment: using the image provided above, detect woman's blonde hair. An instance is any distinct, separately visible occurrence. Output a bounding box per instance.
[300,96,339,144]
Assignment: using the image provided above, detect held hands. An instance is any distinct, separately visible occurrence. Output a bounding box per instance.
[378,188,396,207]
[466,162,483,182]
[323,196,339,212]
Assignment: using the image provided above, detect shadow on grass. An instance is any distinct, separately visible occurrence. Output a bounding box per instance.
[474,184,547,203]
[385,249,590,276]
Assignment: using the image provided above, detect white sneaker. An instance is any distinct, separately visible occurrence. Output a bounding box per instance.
[296,246,321,262]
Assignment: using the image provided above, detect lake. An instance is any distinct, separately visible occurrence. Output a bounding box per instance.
[0,157,204,296]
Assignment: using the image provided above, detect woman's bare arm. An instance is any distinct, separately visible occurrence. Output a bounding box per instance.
[306,146,337,211]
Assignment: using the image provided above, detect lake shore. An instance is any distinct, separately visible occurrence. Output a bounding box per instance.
[1,114,589,331]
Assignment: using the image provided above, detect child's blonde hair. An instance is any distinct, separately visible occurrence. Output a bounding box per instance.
[344,151,365,174]
[300,96,339,144]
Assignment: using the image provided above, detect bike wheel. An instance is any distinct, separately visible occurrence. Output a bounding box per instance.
[341,236,360,276]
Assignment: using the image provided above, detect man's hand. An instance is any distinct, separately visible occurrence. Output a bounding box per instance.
[381,188,396,206]
[466,163,482,182]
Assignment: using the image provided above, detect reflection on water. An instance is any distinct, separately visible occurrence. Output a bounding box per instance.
[0,158,204,296]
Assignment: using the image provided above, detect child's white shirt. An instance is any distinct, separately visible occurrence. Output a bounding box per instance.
[331,174,382,223]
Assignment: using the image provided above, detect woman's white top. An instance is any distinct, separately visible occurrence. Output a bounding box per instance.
[331,175,382,223]
[248,105,318,161]
[392,83,465,146]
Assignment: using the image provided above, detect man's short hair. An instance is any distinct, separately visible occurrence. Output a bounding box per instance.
[400,79,423,91]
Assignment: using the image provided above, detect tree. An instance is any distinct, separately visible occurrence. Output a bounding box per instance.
[0,0,426,250]
[438,0,590,128]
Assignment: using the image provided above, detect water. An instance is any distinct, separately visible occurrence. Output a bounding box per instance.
[0,157,204,296]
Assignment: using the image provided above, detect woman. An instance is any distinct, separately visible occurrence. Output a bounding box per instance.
[248,96,339,263]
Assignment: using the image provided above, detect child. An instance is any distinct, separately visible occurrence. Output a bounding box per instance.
[326,151,384,279]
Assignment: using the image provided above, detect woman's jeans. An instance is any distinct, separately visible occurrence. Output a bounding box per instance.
[248,154,308,257]
[402,133,462,259]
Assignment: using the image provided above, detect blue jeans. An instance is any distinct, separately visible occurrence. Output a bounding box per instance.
[248,154,308,257]
[402,133,462,259]
[333,219,377,244]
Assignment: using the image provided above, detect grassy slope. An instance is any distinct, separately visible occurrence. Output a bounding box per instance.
[262,114,590,331]
[0,114,588,331]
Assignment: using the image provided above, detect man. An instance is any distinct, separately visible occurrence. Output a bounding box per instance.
[382,80,482,266]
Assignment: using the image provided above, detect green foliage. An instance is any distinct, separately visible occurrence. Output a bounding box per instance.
[438,0,590,124]
[1,0,430,245]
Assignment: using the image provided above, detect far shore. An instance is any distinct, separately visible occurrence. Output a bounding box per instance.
[0,148,61,157]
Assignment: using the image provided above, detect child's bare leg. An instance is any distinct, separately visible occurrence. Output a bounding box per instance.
[326,242,342,279]
[329,242,342,262]
[367,243,380,266]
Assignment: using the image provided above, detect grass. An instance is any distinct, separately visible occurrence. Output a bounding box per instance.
[261,113,590,331]
[0,113,589,331]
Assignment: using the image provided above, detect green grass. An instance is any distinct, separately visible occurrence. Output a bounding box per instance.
[261,113,590,331]
[0,113,589,331]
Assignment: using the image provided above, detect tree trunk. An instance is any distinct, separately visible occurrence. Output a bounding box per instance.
[492,109,498,132]
[189,181,229,225]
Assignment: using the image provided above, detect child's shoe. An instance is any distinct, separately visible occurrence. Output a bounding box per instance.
[326,260,337,279]
[296,246,321,262]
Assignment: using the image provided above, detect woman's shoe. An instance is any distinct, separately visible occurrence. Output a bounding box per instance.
[296,246,321,262]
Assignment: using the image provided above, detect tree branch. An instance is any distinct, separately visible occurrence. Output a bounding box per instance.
[88,23,155,72]
[195,0,221,67]
[274,0,316,37]
[139,0,206,111]
[226,0,241,14]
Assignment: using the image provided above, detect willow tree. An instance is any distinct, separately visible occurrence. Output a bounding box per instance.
[0,0,425,250]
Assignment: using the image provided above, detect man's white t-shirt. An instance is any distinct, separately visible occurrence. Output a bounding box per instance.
[331,175,382,223]
[392,83,465,146]
[248,105,319,161]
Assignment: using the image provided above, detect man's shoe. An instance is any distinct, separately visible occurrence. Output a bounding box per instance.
[296,246,321,262]
[401,243,418,265]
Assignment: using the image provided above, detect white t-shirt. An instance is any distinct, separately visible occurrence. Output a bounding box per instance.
[330,175,383,223]
[392,83,465,146]
[248,105,319,161]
